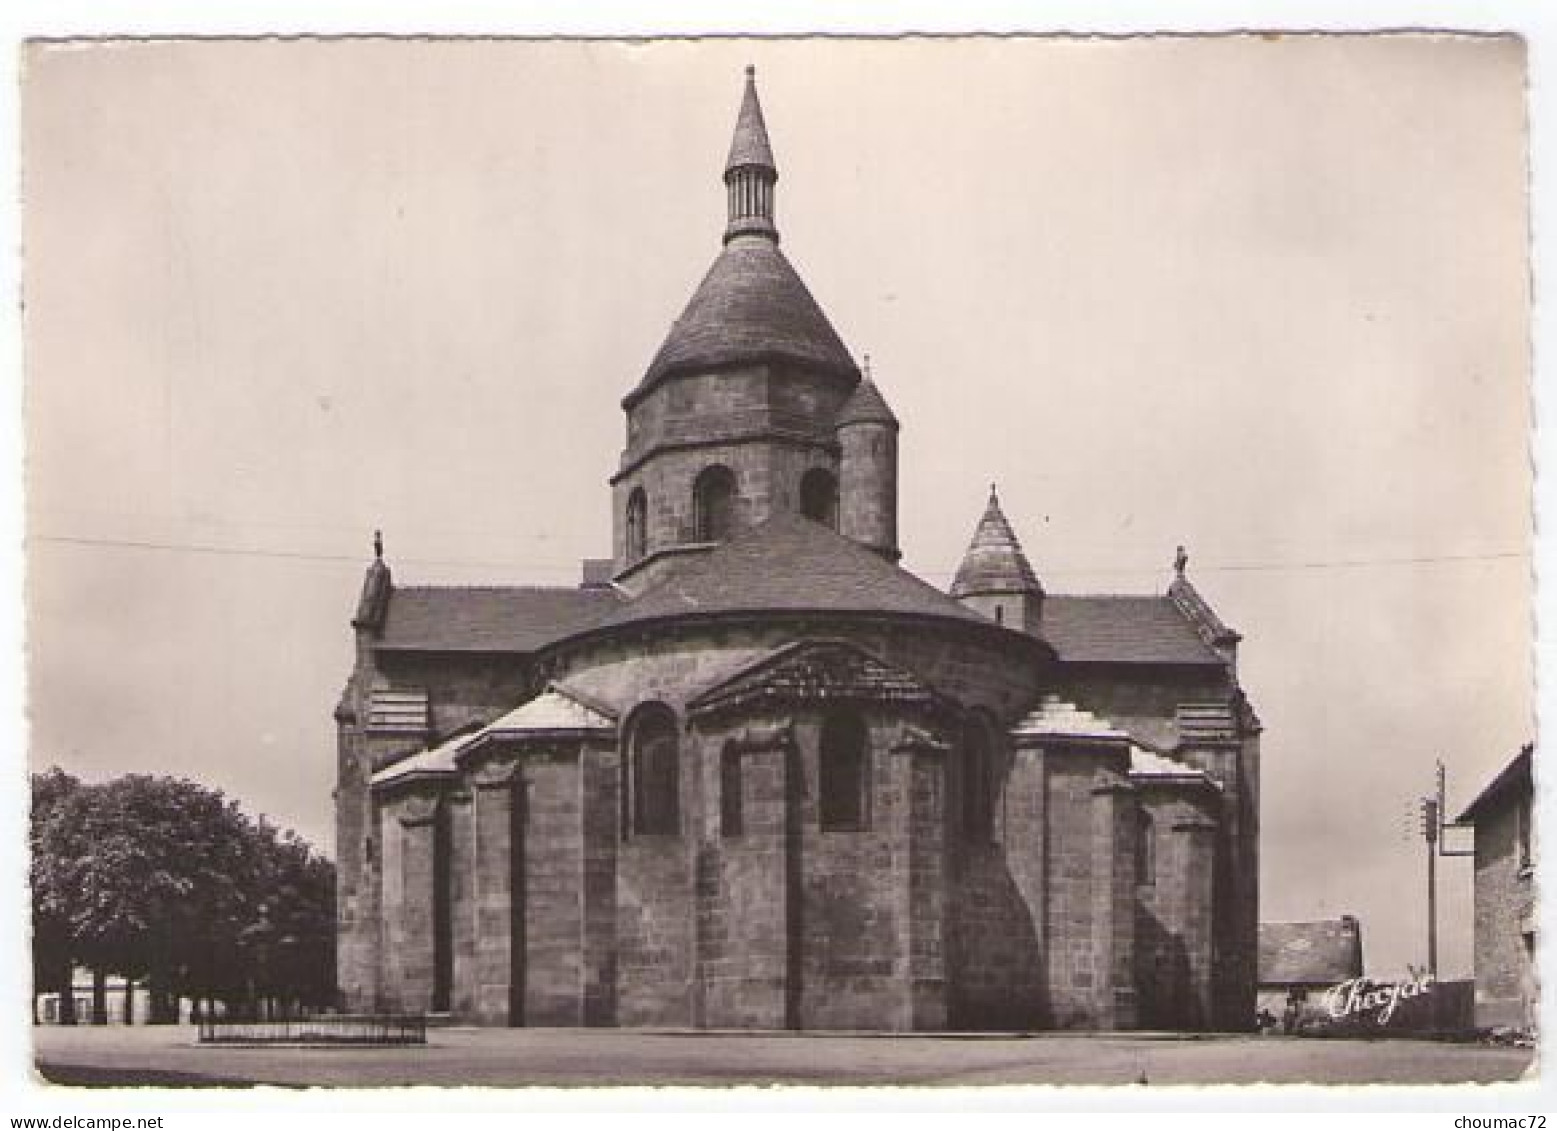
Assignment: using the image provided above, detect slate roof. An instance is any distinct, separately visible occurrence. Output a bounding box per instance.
[1130,746,1220,789]
[835,376,899,428]
[588,511,1000,637]
[725,67,775,172]
[370,727,475,786]
[951,488,1043,598]
[371,684,616,788]
[1041,595,1224,665]
[1258,919,1364,987]
[629,237,859,401]
[1010,695,1130,742]
[481,685,618,734]
[375,586,622,653]
[1457,744,1534,824]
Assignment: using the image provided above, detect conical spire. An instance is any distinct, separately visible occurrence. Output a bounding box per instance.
[836,375,899,428]
[950,486,1044,598]
[724,66,779,244]
[726,65,776,173]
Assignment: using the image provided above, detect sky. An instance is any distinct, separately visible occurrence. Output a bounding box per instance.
[21,35,1532,980]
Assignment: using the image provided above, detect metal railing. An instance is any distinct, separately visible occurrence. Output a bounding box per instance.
[197,1013,427,1045]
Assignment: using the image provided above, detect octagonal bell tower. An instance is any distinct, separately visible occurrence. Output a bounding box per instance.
[611,69,900,594]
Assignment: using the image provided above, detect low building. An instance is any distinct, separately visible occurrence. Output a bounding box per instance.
[1457,744,1536,1031]
[34,969,191,1026]
[1256,916,1363,1027]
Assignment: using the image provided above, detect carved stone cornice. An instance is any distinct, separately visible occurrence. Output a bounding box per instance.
[397,795,440,827]
[470,761,518,790]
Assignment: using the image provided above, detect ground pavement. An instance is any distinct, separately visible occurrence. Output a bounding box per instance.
[31,1025,1537,1089]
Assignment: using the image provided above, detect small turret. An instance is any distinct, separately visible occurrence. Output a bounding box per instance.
[352,529,392,634]
[835,356,900,560]
[950,487,1044,632]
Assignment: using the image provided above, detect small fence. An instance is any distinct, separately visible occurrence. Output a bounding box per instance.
[197,1013,427,1046]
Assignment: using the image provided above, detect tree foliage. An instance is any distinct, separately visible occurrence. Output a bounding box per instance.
[30,770,335,1020]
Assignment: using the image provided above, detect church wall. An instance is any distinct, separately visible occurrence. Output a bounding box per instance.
[518,750,587,1026]
[1055,662,1259,1030]
[550,620,1044,729]
[335,720,380,1012]
[581,746,621,1026]
[1034,745,1137,1029]
[1133,786,1219,1031]
[448,790,477,1018]
[904,742,950,1029]
[616,730,697,1027]
[373,652,537,738]
[947,764,1048,1028]
[700,735,791,1028]
[793,714,911,1030]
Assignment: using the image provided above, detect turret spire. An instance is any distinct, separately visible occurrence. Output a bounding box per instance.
[950,486,1045,632]
[724,67,779,244]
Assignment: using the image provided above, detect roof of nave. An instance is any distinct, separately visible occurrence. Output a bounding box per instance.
[587,510,1009,637]
[1040,595,1225,665]
[374,585,622,654]
[1258,918,1364,987]
[627,236,859,405]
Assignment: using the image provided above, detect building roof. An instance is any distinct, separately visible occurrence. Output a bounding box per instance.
[1010,695,1130,743]
[375,586,622,653]
[370,727,476,786]
[629,236,859,402]
[586,510,1006,638]
[1457,744,1534,824]
[1258,919,1364,987]
[725,66,775,173]
[950,487,1043,598]
[1041,595,1225,665]
[835,376,899,428]
[1130,746,1220,789]
[371,684,617,788]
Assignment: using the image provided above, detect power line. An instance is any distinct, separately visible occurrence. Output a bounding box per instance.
[29,530,1530,577]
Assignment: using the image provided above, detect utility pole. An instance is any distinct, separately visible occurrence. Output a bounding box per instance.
[1421,795,1439,977]
[1423,759,1475,979]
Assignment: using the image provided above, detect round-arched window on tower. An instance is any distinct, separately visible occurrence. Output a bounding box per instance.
[693,465,738,543]
[800,467,839,530]
[626,487,648,563]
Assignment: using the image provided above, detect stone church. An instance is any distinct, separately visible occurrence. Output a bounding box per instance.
[335,70,1262,1031]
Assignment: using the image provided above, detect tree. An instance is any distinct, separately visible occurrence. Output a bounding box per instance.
[30,771,337,1023]
[30,768,81,1024]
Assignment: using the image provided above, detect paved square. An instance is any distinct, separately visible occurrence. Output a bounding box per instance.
[32,1026,1537,1088]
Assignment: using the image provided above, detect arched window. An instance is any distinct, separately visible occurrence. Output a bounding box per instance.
[1135,809,1155,886]
[963,717,996,839]
[629,704,680,835]
[819,709,868,831]
[799,467,839,529]
[625,487,648,563]
[693,465,737,543]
